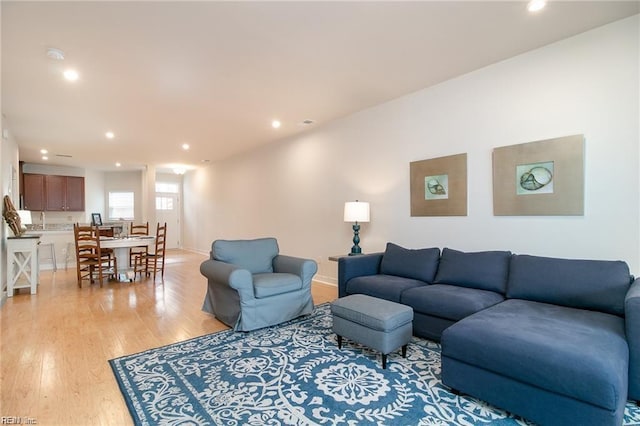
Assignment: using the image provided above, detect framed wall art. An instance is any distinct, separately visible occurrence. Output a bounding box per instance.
[492,134,584,216]
[91,212,103,226]
[410,153,467,216]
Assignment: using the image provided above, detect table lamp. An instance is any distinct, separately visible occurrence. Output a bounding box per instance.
[17,210,32,231]
[344,200,370,256]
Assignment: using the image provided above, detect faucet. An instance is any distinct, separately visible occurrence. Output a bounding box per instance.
[40,211,45,230]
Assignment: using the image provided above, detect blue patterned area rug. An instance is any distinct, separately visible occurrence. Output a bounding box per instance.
[110,303,640,425]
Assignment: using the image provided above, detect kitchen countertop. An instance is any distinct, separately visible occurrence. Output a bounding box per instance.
[25,221,131,234]
[26,229,73,235]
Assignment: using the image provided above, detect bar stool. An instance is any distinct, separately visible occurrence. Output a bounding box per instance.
[39,242,57,271]
[64,242,75,270]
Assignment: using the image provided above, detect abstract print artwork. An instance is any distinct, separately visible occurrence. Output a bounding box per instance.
[493,135,584,215]
[516,161,554,195]
[424,174,449,200]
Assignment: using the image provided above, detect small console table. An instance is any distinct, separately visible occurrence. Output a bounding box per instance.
[7,235,40,297]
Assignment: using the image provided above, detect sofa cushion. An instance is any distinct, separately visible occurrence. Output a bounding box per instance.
[434,248,511,294]
[212,237,279,274]
[346,274,426,303]
[507,254,631,316]
[401,284,504,321]
[253,273,302,298]
[379,243,440,283]
[441,299,628,411]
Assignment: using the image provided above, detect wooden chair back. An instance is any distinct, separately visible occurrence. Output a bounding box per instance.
[130,222,149,236]
[151,222,167,279]
[129,222,150,265]
[73,224,104,287]
[134,222,167,281]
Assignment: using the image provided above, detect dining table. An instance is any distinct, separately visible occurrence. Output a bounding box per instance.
[100,235,156,281]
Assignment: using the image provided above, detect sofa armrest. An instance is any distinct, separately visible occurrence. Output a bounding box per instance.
[200,259,254,300]
[337,253,383,297]
[273,255,318,288]
[626,277,640,401]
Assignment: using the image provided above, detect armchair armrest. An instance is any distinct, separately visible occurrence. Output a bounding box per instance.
[337,253,383,297]
[200,259,254,300]
[273,255,318,288]
[626,277,640,401]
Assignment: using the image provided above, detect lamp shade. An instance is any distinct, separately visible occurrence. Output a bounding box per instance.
[17,210,32,225]
[344,201,370,223]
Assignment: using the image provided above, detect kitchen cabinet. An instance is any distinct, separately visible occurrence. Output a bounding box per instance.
[23,173,45,211]
[64,176,85,211]
[22,173,85,212]
[45,175,85,211]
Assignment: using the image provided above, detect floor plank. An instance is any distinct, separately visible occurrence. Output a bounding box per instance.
[1,249,337,425]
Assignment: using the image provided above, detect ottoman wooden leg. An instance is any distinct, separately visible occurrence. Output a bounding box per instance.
[402,344,408,358]
[382,354,387,369]
[337,335,343,349]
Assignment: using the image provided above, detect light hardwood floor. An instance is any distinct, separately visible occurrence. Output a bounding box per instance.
[0,249,338,425]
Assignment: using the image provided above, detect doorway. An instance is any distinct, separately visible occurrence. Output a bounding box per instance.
[155,193,179,249]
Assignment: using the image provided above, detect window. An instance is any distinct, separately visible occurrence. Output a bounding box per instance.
[108,192,134,220]
[156,196,174,211]
[155,182,179,193]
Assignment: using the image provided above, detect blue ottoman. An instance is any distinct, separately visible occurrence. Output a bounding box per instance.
[331,294,413,369]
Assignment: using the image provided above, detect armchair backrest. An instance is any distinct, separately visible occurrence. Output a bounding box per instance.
[212,237,279,274]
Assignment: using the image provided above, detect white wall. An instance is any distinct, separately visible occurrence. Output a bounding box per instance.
[1,117,20,295]
[84,169,105,222]
[103,170,143,222]
[185,16,640,281]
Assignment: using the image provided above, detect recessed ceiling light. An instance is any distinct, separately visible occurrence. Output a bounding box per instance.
[42,156,49,161]
[115,162,121,167]
[182,143,190,150]
[527,0,546,12]
[63,69,79,81]
[271,120,281,129]
[40,149,48,154]
[105,131,115,139]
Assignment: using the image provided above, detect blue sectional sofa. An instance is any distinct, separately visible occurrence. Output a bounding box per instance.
[337,243,640,426]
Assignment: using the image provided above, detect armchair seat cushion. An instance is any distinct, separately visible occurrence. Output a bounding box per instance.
[253,273,302,298]
[401,284,504,321]
[346,274,426,302]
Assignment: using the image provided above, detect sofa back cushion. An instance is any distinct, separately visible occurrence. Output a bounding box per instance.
[507,254,631,316]
[212,237,279,274]
[434,248,512,294]
[379,242,440,283]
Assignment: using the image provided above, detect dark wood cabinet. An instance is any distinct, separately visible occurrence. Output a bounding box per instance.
[22,174,45,211]
[45,175,66,211]
[64,176,85,211]
[22,173,85,212]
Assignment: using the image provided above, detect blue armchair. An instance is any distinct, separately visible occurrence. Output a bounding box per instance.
[200,237,317,331]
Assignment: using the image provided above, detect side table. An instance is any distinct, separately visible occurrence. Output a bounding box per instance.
[7,235,41,297]
[328,254,350,262]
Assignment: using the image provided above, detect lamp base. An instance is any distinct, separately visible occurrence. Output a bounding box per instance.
[349,223,363,256]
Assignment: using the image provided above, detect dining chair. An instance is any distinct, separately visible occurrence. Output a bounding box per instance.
[73,224,113,287]
[134,222,167,281]
[97,227,118,275]
[129,222,149,266]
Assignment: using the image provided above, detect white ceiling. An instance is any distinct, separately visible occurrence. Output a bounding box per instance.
[3,1,639,173]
